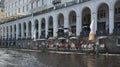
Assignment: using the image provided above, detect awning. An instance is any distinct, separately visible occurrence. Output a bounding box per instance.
[69,36,78,39]
[58,37,65,40]
[98,36,108,39]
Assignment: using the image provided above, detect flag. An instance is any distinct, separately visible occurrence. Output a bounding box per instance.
[89,20,95,41]
[89,32,94,41]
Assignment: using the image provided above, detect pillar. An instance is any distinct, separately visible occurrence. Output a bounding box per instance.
[53,14,58,37]
[64,11,69,33]
[31,19,35,39]
[109,5,114,34]
[76,8,82,36]
[45,17,49,38]
[39,19,41,39]
[16,23,19,39]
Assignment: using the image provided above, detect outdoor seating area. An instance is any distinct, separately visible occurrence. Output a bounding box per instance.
[44,37,106,53]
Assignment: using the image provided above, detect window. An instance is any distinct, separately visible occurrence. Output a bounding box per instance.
[36,0,39,7]
[20,0,22,4]
[117,38,120,46]
[72,15,76,23]
[115,8,117,14]
[10,4,11,9]
[26,5,29,11]
[19,0,20,5]
[23,6,25,12]
[18,8,20,13]
[115,7,120,14]
[23,0,25,3]
[5,6,7,11]
[6,14,7,17]
[15,1,17,6]
[98,9,106,19]
[118,8,120,13]
[8,5,10,10]
[42,0,44,5]
[31,3,33,9]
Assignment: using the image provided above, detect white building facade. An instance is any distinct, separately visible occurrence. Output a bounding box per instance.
[0,0,120,52]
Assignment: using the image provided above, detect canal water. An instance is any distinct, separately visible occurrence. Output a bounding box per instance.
[0,49,120,67]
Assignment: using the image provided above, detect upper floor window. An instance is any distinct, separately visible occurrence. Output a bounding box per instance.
[115,7,120,15]
[98,9,106,19]
[42,0,44,5]
[8,5,10,10]
[18,0,20,5]
[23,0,25,3]
[12,3,14,8]
[72,15,76,23]
[36,0,39,7]
[15,1,17,6]
[5,6,7,11]
[31,2,33,9]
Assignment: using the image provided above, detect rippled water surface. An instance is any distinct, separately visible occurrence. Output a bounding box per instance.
[0,49,120,67]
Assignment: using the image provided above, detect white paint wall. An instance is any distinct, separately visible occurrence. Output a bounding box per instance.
[1,0,117,39]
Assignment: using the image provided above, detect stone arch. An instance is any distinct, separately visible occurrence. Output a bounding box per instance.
[69,10,77,35]
[48,16,53,37]
[97,3,109,34]
[3,27,5,39]
[14,24,16,39]
[81,7,91,36]
[114,1,120,33]
[58,13,64,28]
[35,19,39,30]
[10,25,12,38]
[6,26,8,39]
[96,2,109,10]
[34,19,39,39]
[41,18,45,29]
[28,21,32,38]
[41,18,46,38]
[23,22,26,38]
[82,7,91,26]
[18,23,21,38]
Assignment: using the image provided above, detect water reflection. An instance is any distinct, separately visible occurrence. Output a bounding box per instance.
[31,52,120,67]
[0,49,120,67]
